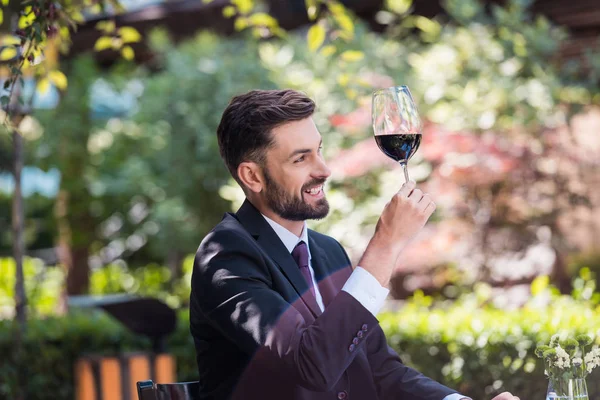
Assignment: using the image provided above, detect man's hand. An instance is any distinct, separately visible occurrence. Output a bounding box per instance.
[359,180,436,287]
[490,392,520,400]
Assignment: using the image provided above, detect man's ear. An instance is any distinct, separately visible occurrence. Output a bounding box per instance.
[237,161,264,193]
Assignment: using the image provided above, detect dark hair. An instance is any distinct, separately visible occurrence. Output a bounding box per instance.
[216,89,315,185]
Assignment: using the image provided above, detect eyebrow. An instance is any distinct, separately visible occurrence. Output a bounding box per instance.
[287,139,323,160]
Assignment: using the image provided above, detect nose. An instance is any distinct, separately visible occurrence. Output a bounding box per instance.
[314,155,331,179]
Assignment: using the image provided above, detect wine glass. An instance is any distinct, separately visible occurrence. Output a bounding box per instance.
[372,85,423,184]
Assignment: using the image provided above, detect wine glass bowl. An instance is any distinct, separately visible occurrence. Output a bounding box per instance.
[372,85,422,183]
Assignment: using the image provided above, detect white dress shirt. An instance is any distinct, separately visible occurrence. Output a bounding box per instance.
[261,215,468,400]
[262,215,389,315]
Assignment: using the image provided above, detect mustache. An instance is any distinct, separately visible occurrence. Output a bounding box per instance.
[302,179,326,192]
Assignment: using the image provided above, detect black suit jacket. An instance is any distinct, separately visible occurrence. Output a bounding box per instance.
[190,199,457,400]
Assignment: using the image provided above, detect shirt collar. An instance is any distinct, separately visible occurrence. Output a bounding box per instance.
[262,214,311,259]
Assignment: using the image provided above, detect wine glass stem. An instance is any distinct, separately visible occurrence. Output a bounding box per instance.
[401,162,410,183]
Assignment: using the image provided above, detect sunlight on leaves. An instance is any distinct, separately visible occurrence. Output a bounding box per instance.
[18,11,36,29]
[0,46,17,62]
[48,70,67,90]
[340,50,364,62]
[320,44,336,57]
[36,78,50,94]
[96,20,116,34]
[333,13,354,38]
[307,24,326,52]
[94,36,114,51]
[121,46,135,60]
[119,27,142,43]
[414,16,441,36]
[248,13,278,28]
[232,0,253,15]
[222,6,236,18]
[531,275,550,296]
[386,0,412,14]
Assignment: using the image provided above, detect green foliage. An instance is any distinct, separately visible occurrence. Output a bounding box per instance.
[379,288,600,398]
[0,257,63,317]
[0,255,193,315]
[68,30,279,266]
[0,311,150,400]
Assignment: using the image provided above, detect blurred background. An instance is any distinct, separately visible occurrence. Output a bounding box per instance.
[1,0,600,399]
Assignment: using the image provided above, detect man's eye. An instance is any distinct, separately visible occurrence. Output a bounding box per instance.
[294,156,305,163]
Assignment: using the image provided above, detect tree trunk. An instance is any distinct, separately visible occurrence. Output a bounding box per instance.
[10,115,26,400]
[551,246,572,294]
[55,189,93,311]
[168,249,184,285]
[12,127,26,327]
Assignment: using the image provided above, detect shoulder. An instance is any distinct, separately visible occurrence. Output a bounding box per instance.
[196,213,258,259]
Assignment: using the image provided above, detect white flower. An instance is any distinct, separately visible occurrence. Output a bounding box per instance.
[584,347,600,374]
[556,346,569,359]
[573,357,583,366]
[553,345,571,369]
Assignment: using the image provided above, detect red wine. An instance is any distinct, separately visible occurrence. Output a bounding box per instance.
[375,134,422,163]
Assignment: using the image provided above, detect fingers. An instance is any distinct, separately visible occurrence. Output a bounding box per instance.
[409,188,424,202]
[420,196,436,216]
[398,180,416,197]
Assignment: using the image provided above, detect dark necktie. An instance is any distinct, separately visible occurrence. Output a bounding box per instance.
[292,241,315,298]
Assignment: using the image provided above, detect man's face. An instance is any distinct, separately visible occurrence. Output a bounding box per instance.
[261,117,331,221]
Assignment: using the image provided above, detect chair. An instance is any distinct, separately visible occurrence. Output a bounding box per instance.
[137,380,200,400]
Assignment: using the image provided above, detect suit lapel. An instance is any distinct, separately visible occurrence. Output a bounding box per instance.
[309,231,353,309]
[235,200,322,318]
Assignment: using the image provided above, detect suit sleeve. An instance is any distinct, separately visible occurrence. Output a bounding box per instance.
[366,326,457,400]
[190,228,380,392]
[333,239,457,400]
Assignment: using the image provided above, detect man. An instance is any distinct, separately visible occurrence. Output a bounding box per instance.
[190,89,519,400]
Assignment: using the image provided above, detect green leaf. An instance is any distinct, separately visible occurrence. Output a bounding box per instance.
[320,45,336,57]
[340,50,364,62]
[222,6,236,18]
[386,0,412,14]
[3,36,22,46]
[413,16,441,36]
[0,9,3,25]
[96,20,116,33]
[0,47,17,62]
[333,13,354,37]
[36,78,50,94]
[232,0,253,14]
[48,71,68,91]
[71,11,85,23]
[121,46,135,61]
[118,27,142,43]
[234,17,249,31]
[94,37,114,51]
[248,13,278,28]
[531,275,549,296]
[1,0,8,6]
[307,24,326,52]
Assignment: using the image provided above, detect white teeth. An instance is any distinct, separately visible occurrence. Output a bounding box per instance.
[306,185,322,195]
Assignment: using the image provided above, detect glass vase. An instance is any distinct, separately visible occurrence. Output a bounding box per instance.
[546,378,589,400]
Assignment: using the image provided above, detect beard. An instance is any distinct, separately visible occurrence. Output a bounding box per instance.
[262,167,329,221]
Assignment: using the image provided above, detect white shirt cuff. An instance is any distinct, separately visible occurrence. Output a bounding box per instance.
[341,266,389,316]
[444,393,470,400]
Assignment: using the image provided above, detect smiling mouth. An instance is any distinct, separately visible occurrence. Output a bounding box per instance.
[304,185,323,195]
